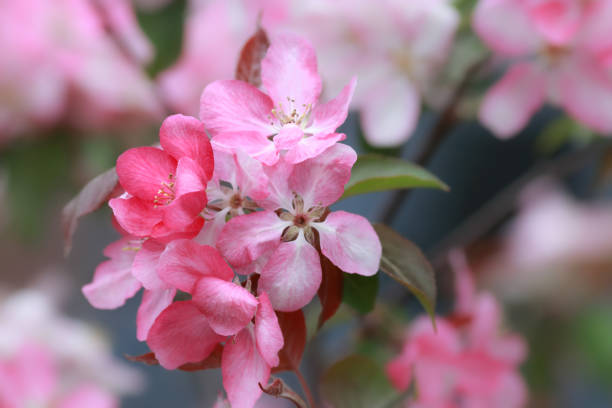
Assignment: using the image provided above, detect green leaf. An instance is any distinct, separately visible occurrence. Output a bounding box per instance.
[320,355,398,408]
[341,154,448,200]
[342,273,378,315]
[373,224,437,326]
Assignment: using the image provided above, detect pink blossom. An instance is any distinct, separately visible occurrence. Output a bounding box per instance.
[386,251,527,408]
[147,240,283,408]
[0,0,161,143]
[82,236,176,341]
[217,144,381,311]
[286,0,459,147]
[157,0,287,116]
[0,343,117,408]
[200,34,356,165]
[109,114,213,240]
[474,0,612,137]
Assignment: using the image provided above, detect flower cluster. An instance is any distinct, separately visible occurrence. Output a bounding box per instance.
[0,288,142,408]
[475,0,612,137]
[83,34,381,407]
[386,251,527,408]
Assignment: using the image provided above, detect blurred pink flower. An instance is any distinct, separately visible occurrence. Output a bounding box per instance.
[386,250,527,408]
[474,0,612,137]
[0,0,161,144]
[157,0,287,116]
[287,0,459,147]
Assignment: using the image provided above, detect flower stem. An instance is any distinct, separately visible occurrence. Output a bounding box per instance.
[294,368,316,408]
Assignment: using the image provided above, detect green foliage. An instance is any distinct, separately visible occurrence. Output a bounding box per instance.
[320,354,398,408]
[341,154,448,200]
[535,116,597,154]
[137,0,187,76]
[373,224,437,326]
[342,273,379,315]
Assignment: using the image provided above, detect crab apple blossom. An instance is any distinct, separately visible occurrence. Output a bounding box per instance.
[386,251,527,408]
[287,0,460,147]
[147,240,283,408]
[217,143,382,311]
[201,34,356,165]
[82,235,176,341]
[109,114,213,240]
[474,0,612,137]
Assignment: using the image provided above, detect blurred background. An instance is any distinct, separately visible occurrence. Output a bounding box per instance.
[1,0,611,407]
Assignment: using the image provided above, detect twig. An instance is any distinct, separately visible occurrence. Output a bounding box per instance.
[294,368,317,408]
[429,139,612,268]
[380,55,490,224]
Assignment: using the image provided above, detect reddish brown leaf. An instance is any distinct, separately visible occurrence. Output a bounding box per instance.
[125,344,224,372]
[235,25,270,86]
[272,310,306,373]
[259,377,307,408]
[317,255,344,329]
[62,167,120,256]
[125,352,158,366]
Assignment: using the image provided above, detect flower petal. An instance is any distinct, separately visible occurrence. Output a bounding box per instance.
[217,211,289,267]
[192,277,258,336]
[222,327,270,408]
[212,131,279,166]
[116,147,177,201]
[289,143,357,208]
[273,124,303,150]
[254,292,283,368]
[316,211,381,277]
[136,288,176,342]
[159,114,214,179]
[158,240,234,293]
[259,233,322,312]
[132,240,166,290]
[283,132,346,165]
[200,79,274,137]
[58,385,117,408]
[147,301,224,369]
[309,76,356,134]
[109,196,163,237]
[479,62,546,138]
[473,0,541,55]
[261,34,322,110]
[360,77,420,147]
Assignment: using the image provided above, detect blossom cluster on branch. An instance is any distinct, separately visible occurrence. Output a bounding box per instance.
[83,34,381,407]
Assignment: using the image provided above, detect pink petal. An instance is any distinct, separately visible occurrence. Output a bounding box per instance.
[258,159,295,211]
[222,327,270,408]
[261,34,322,110]
[527,0,580,46]
[254,292,283,368]
[147,301,224,369]
[82,240,142,309]
[116,147,177,201]
[13,344,57,403]
[234,149,270,201]
[212,131,279,166]
[162,162,207,230]
[310,76,357,134]
[159,114,214,179]
[136,288,176,341]
[273,124,303,150]
[217,211,289,267]
[192,277,258,336]
[259,233,322,312]
[317,211,381,277]
[200,79,274,137]
[289,143,357,208]
[479,62,546,138]
[473,0,541,55]
[109,196,163,237]
[283,132,346,164]
[150,216,204,242]
[360,77,420,147]
[158,239,234,293]
[132,240,166,290]
[58,385,117,408]
[558,59,612,133]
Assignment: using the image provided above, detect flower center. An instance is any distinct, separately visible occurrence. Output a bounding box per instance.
[269,96,312,128]
[293,213,309,227]
[153,174,175,207]
[229,193,243,209]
